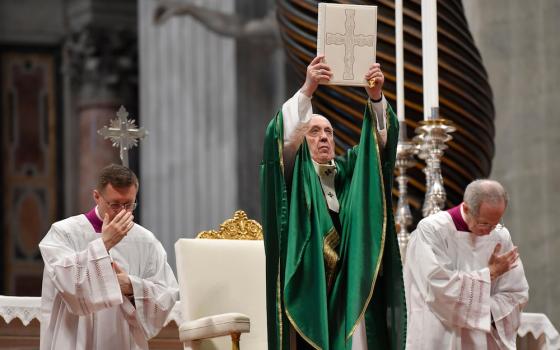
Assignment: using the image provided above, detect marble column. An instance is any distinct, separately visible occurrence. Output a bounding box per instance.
[138,0,237,264]
[63,0,138,214]
[65,26,138,213]
[77,97,122,213]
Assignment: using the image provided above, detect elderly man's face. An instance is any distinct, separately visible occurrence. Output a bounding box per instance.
[464,201,506,236]
[306,115,335,164]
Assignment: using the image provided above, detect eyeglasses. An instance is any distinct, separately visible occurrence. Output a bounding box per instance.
[99,194,137,212]
[473,220,504,232]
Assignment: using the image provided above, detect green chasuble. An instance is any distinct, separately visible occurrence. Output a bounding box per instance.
[260,100,406,350]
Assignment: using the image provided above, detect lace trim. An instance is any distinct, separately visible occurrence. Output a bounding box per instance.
[0,296,41,326]
[0,296,183,327]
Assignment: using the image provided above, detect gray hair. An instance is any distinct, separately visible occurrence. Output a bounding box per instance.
[463,179,508,216]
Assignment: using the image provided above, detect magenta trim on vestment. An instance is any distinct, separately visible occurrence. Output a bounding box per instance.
[447,204,470,232]
[84,207,103,233]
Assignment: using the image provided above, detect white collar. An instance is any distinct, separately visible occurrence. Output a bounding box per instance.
[95,206,103,221]
[459,203,468,223]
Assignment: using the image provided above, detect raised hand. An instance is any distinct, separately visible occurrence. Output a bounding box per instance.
[113,262,133,297]
[364,63,384,100]
[488,243,519,281]
[102,210,134,251]
[300,55,333,98]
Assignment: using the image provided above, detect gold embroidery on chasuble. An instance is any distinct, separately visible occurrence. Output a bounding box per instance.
[323,228,341,292]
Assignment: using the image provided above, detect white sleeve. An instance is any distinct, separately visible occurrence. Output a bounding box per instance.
[127,241,180,339]
[282,90,313,144]
[369,96,388,147]
[39,225,123,316]
[405,220,493,332]
[489,231,529,349]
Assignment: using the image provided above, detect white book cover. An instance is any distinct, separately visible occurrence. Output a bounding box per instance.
[317,3,378,86]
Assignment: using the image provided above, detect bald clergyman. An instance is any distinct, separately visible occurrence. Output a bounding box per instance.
[404,179,529,349]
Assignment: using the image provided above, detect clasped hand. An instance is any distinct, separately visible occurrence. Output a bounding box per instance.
[113,262,133,297]
[488,243,519,281]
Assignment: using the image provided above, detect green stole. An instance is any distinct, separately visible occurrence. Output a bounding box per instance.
[260,101,406,350]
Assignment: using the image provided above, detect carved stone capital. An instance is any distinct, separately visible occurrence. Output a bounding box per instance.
[64,25,137,101]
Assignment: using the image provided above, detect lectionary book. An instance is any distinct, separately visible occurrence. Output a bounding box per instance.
[317,3,378,86]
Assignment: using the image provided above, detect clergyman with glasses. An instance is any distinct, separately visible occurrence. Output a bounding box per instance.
[403,179,529,349]
[39,164,179,350]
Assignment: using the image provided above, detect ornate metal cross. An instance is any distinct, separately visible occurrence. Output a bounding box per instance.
[97,106,148,167]
[326,9,375,80]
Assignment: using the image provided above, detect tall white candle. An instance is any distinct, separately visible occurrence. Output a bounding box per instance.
[396,0,405,123]
[421,0,439,120]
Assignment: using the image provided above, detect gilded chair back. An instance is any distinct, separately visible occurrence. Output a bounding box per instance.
[196,210,263,240]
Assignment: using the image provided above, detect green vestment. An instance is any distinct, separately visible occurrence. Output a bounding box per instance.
[260,100,406,350]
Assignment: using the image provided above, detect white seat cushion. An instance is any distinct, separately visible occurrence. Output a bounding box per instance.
[179,312,250,341]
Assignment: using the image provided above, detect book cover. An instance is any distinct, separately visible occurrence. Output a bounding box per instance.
[317,3,378,86]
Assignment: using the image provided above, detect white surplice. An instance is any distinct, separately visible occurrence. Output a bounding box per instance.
[404,211,529,350]
[39,214,179,350]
